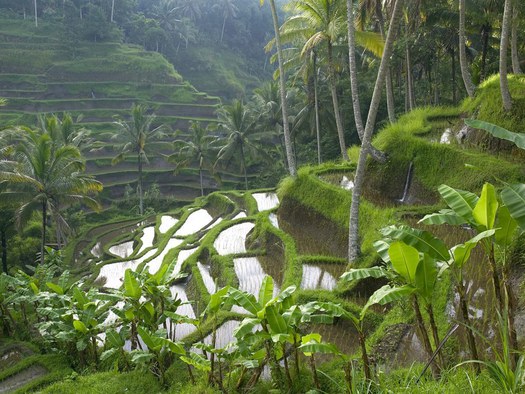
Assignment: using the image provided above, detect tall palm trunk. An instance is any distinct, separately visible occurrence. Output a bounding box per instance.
[375,4,396,123]
[511,4,521,74]
[480,23,491,81]
[221,15,227,43]
[500,0,513,111]
[199,163,204,196]
[313,53,321,165]
[406,44,415,111]
[346,0,387,163]
[1,230,7,273]
[268,0,296,176]
[348,0,403,261]
[328,43,349,161]
[111,0,115,22]
[137,153,144,215]
[34,0,38,27]
[40,200,46,265]
[459,0,475,98]
[240,142,248,190]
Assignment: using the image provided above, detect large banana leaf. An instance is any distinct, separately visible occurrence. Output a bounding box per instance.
[373,239,391,262]
[233,317,261,339]
[227,288,260,315]
[266,304,288,335]
[465,119,525,150]
[203,285,230,316]
[124,269,141,299]
[298,341,341,357]
[415,254,438,301]
[419,209,467,226]
[381,225,449,261]
[472,183,498,230]
[180,352,211,371]
[360,284,415,320]
[388,241,420,284]
[501,184,525,231]
[258,275,274,307]
[495,205,518,246]
[438,184,479,222]
[449,229,496,268]
[340,267,388,282]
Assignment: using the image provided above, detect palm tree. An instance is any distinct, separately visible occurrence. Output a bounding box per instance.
[281,0,349,161]
[38,113,91,151]
[0,128,101,264]
[262,0,297,177]
[459,0,476,97]
[168,121,218,196]
[348,0,404,261]
[216,100,269,190]
[112,104,166,215]
[500,0,513,110]
[214,0,238,43]
[511,2,522,74]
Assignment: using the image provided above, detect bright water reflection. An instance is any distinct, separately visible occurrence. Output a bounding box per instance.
[137,226,155,254]
[214,222,255,255]
[108,241,134,259]
[252,192,279,211]
[197,262,216,294]
[159,216,178,233]
[301,264,339,290]
[175,209,213,236]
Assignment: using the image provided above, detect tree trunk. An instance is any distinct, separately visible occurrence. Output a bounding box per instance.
[240,142,248,190]
[346,0,387,163]
[406,44,415,111]
[34,0,38,27]
[328,42,349,161]
[1,230,7,274]
[111,0,115,23]
[511,4,522,74]
[220,15,227,43]
[313,53,321,165]
[426,303,445,368]
[199,163,204,196]
[480,23,491,81]
[451,48,457,104]
[413,296,440,378]
[269,0,296,177]
[40,200,46,265]
[459,0,476,98]
[500,0,513,111]
[348,0,404,262]
[137,153,144,215]
[457,281,480,373]
[358,331,371,381]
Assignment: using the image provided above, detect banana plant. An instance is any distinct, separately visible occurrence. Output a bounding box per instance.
[227,276,297,389]
[421,182,524,360]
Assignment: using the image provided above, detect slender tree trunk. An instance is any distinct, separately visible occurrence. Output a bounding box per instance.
[511,4,522,74]
[111,0,115,23]
[240,143,248,190]
[457,281,480,373]
[137,153,144,215]
[480,24,490,81]
[500,0,513,111]
[40,200,46,265]
[358,331,371,381]
[503,266,519,365]
[459,0,476,97]
[451,48,457,104]
[346,0,387,163]
[309,354,320,389]
[199,164,204,196]
[348,0,404,261]
[34,0,38,27]
[313,53,321,165]
[406,44,415,111]
[327,43,349,161]
[269,0,296,176]
[413,296,440,378]
[220,15,227,43]
[1,230,7,273]
[426,304,444,368]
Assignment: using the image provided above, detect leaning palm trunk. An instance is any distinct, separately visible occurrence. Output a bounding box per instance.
[348,0,404,261]
[313,53,321,165]
[137,153,144,215]
[511,4,521,74]
[345,0,387,163]
[328,43,349,161]
[268,0,296,176]
[459,0,476,98]
[40,200,46,265]
[500,0,513,111]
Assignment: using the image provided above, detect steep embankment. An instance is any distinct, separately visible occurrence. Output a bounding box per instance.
[0,18,250,205]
